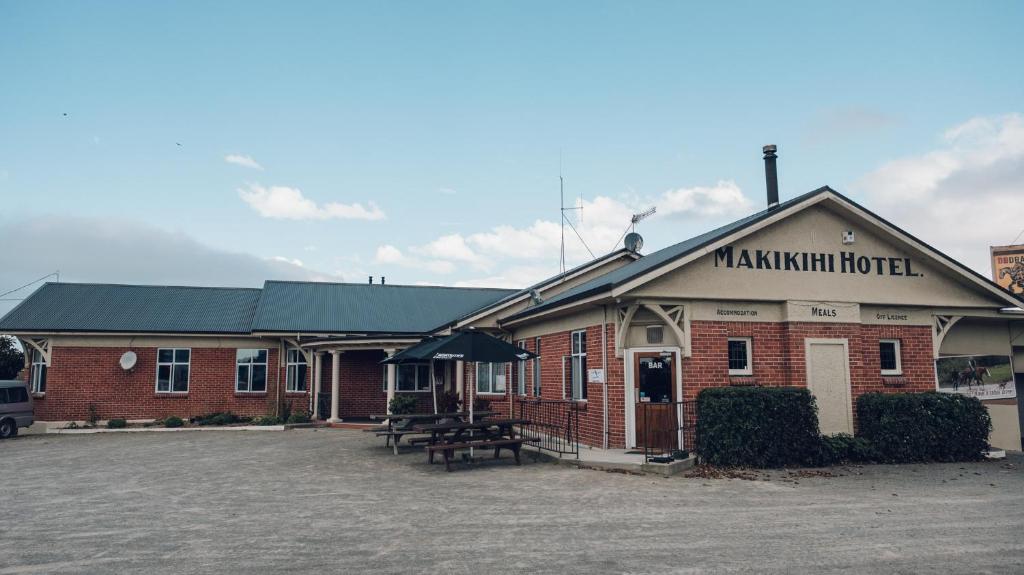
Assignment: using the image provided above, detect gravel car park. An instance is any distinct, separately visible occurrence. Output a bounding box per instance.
[1,429,1022,574]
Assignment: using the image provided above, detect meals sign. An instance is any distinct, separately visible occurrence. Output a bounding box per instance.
[714,246,921,277]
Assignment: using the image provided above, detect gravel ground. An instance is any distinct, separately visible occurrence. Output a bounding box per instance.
[1,429,1022,574]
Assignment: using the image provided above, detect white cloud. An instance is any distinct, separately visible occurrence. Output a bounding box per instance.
[374,244,454,274]
[238,184,386,221]
[373,180,753,286]
[272,256,304,267]
[852,113,1024,272]
[659,180,751,218]
[438,187,458,195]
[410,233,487,267]
[225,154,264,170]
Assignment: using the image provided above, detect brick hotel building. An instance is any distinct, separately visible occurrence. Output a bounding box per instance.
[3,187,1023,450]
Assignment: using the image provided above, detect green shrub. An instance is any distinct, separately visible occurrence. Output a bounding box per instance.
[438,391,461,414]
[286,410,311,424]
[856,392,991,463]
[388,395,418,415]
[821,434,878,464]
[192,412,241,426]
[106,418,128,429]
[163,416,184,428]
[252,415,282,426]
[472,397,491,413]
[86,404,99,428]
[696,386,824,468]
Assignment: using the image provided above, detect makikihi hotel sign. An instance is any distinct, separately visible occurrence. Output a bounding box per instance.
[714,246,921,277]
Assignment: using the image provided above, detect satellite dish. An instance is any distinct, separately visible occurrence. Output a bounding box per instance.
[119,351,137,371]
[624,232,644,253]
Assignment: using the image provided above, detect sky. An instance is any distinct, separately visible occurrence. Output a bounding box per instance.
[1,1,1023,316]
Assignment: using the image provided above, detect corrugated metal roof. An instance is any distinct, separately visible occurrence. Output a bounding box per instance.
[252,281,517,334]
[0,283,261,334]
[505,187,834,321]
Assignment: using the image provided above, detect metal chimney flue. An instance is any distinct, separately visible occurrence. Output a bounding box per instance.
[380,276,385,285]
[763,144,779,209]
[368,275,373,284]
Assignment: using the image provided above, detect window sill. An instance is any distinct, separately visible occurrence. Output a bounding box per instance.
[476,392,507,397]
[235,392,268,397]
[285,391,308,395]
[154,393,189,398]
[881,376,908,387]
[31,392,46,399]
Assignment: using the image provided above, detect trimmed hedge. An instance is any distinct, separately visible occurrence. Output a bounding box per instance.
[696,387,824,468]
[856,392,991,463]
[106,418,128,429]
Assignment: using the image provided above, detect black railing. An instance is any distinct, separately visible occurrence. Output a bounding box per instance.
[514,398,580,459]
[638,401,696,463]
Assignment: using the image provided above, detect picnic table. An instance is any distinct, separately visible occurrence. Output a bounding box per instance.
[413,418,536,471]
[365,411,495,455]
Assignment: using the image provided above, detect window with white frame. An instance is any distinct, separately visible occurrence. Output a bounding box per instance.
[30,349,47,394]
[879,339,902,375]
[382,364,431,392]
[517,340,527,395]
[566,330,587,400]
[476,362,506,395]
[156,348,190,393]
[532,337,542,396]
[727,338,752,376]
[286,349,308,392]
[236,349,268,393]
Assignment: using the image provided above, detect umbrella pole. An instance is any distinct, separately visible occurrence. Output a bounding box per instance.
[431,360,438,415]
[469,361,474,459]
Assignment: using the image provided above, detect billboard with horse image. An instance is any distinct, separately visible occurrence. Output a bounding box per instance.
[935,354,1016,400]
[991,244,1024,296]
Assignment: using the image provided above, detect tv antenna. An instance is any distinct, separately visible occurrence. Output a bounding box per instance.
[559,157,594,273]
[613,206,657,252]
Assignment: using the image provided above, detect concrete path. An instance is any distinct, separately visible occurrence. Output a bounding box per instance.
[1,429,1022,574]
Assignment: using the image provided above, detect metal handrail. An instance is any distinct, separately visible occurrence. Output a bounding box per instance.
[513,398,580,459]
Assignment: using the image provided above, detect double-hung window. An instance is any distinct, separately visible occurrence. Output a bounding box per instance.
[567,330,587,400]
[879,339,902,376]
[236,349,268,393]
[532,338,541,396]
[156,348,190,393]
[382,364,431,392]
[476,362,506,395]
[30,349,47,394]
[286,349,308,392]
[516,340,527,396]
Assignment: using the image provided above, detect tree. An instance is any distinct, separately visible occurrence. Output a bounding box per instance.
[0,336,25,380]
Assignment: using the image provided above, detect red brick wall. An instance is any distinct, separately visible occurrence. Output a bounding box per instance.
[502,320,935,449]
[314,350,441,420]
[31,344,319,422]
[681,321,935,437]
[483,323,620,448]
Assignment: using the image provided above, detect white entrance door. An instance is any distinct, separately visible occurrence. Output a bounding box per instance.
[805,339,853,435]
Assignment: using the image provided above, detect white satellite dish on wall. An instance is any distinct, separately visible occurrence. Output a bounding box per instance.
[119,351,138,371]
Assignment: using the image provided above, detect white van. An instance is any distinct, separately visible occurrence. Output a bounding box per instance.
[0,380,34,438]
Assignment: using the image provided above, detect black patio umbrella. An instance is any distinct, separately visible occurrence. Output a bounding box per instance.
[381,330,536,417]
[382,330,536,365]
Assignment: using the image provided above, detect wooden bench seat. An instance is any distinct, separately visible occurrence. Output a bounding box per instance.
[424,438,537,471]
